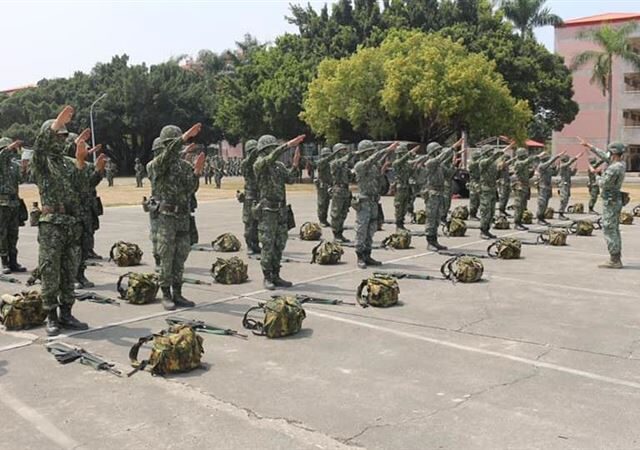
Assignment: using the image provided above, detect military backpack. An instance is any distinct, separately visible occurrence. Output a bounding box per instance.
[412,210,426,224]
[212,233,242,252]
[117,272,159,305]
[129,324,204,375]
[544,207,555,220]
[311,241,344,265]
[537,229,568,246]
[109,241,143,267]
[356,275,399,308]
[488,238,522,260]
[451,205,469,220]
[443,218,466,237]
[570,220,594,236]
[620,211,634,225]
[0,291,47,330]
[567,203,584,214]
[299,222,323,241]
[242,296,306,338]
[522,210,533,225]
[493,216,510,230]
[440,256,484,283]
[381,230,412,249]
[211,257,248,284]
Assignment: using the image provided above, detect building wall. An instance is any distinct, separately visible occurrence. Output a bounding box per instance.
[553,20,640,171]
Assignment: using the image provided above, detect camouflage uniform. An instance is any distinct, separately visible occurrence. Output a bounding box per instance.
[557,155,578,218]
[212,155,224,189]
[148,125,199,310]
[0,138,27,274]
[496,155,512,216]
[240,139,260,254]
[329,144,353,242]
[253,135,297,290]
[392,145,413,229]
[535,153,561,224]
[441,152,456,223]
[74,159,103,287]
[511,149,540,229]
[146,138,164,269]
[478,146,503,239]
[315,147,336,226]
[467,152,481,218]
[134,158,144,187]
[105,159,116,186]
[588,158,604,213]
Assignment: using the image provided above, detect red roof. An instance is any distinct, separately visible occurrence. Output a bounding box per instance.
[526,139,544,148]
[559,13,640,28]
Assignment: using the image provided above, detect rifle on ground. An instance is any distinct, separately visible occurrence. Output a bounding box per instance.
[0,274,21,284]
[294,294,356,306]
[191,244,215,252]
[85,261,103,267]
[165,316,248,339]
[248,254,305,263]
[183,277,212,286]
[46,342,125,377]
[436,249,490,259]
[372,271,431,281]
[340,242,383,249]
[74,291,119,305]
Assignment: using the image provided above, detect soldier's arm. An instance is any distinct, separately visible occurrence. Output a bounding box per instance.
[435,147,454,163]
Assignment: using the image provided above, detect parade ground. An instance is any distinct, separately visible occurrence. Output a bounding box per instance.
[1,178,639,450]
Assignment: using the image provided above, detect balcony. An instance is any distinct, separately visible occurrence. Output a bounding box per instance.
[624,73,640,93]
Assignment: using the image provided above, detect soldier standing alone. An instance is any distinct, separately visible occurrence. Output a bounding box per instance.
[134,157,145,188]
[587,157,604,214]
[329,143,352,242]
[105,158,117,187]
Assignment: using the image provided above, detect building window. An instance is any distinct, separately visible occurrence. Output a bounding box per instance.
[624,73,640,92]
[623,110,640,127]
[628,146,640,172]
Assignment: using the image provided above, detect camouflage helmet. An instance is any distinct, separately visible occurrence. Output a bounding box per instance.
[560,155,570,162]
[426,142,442,156]
[152,137,163,153]
[159,125,182,141]
[480,145,493,156]
[40,119,69,136]
[608,142,626,155]
[332,143,347,152]
[355,139,376,155]
[257,134,279,152]
[0,137,12,150]
[320,147,331,157]
[516,148,528,158]
[245,139,258,153]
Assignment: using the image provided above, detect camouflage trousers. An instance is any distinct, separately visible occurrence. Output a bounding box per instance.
[468,182,480,216]
[588,184,600,210]
[156,214,192,288]
[242,199,260,251]
[38,221,80,311]
[512,187,527,224]
[136,175,143,188]
[536,186,552,219]
[602,197,622,256]
[441,186,452,222]
[0,205,19,257]
[330,186,351,237]
[407,185,417,216]
[497,180,511,213]
[479,188,497,231]
[355,198,378,255]
[422,191,443,238]
[558,182,571,213]
[316,184,330,224]
[107,175,114,187]
[214,175,222,189]
[257,209,288,273]
[77,210,94,271]
[394,186,411,226]
[149,211,160,263]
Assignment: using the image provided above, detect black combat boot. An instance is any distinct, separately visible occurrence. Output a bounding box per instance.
[46,309,60,336]
[514,222,528,231]
[558,212,568,220]
[75,268,95,289]
[172,285,195,308]
[263,271,276,290]
[364,253,382,266]
[598,254,623,269]
[333,232,350,243]
[396,222,406,231]
[1,256,10,275]
[356,252,367,269]
[87,249,103,260]
[161,286,176,311]
[480,228,496,240]
[427,235,447,252]
[58,305,89,330]
[154,255,162,273]
[8,251,26,273]
[537,217,549,226]
[273,268,293,288]
[320,220,330,227]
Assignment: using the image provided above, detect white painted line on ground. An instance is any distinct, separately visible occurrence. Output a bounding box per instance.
[492,275,639,299]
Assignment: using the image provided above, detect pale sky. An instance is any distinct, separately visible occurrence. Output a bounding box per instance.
[1,0,638,90]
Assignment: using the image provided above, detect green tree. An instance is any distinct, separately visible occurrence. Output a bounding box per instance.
[571,23,640,144]
[499,0,563,38]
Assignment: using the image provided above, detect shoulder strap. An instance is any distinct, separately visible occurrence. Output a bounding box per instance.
[310,242,322,264]
[109,242,119,262]
[487,241,499,258]
[242,305,266,336]
[440,257,456,280]
[356,279,369,308]
[116,272,132,299]
[128,334,155,373]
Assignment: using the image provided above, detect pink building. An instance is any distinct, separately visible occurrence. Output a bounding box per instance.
[553,13,640,172]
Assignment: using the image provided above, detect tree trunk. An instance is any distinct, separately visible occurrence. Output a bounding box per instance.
[607,63,613,146]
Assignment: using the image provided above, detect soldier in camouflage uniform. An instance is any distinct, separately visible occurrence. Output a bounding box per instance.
[134,157,145,188]
[535,152,563,225]
[212,154,225,189]
[440,150,458,223]
[353,140,397,268]
[240,139,261,255]
[0,137,28,274]
[511,148,542,230]
[105,158,116,187]
[146,138,164,270]
[148,124,204,310]
[496,153,514,217]
[579,139,627,268]
[329,143,352,242]
[467,151,481,219]
[392,144,416,230]
[315,147,340,227]
[253,134,304,290]
[478,144,508,239]
[557,154,581,219]
[587,157,604,214]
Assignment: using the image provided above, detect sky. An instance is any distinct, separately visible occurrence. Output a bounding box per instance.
[1,0,638,91]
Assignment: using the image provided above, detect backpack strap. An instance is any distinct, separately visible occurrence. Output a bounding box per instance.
[211,235,223,250]
[310,242,322,264]
[242,305,266,336]
[116,272,132,299]
[440,257,456,280]
[567,205,574,213]
[380,235,392,249]
[109,242,119,262]
[568,221,578,235]
[486,241,499,258]
[536,232,548,245]
[441,221,450,237]
[356,279,369,308]
[633,205,640,216]
[593,218,602,230]
[128,333,156,374]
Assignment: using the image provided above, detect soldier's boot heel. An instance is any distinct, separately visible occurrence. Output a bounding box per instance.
[1,256,10,275]
[45,310,60,336]
[263,271,276,291]
[273,270,292,288]
[427,236,447,252]
[514,223,528,231]
[364,254,382,266]
[76,270,95,289]
[58,305,89,330]
[172,285,195,308]
[8,252,26,273]
[598,254,623,269]
[396,222,406,231]
[480,229,496,240]
[161,287,176,311]
[356,252,367,269]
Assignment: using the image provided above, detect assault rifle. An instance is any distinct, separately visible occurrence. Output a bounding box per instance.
[294,294,356,306]
[0,274,21,284]
[436,249,489,259]
[46,342,124,377]
[74,291,119,305]
[183,277,212,286]
[191,244,215,252]
[372,271,431,281]
[165,316,248,339]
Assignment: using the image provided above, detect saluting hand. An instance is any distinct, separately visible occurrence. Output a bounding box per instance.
[76,128,91,144]
[194,152,206,175]
[287,134,306,148]
[53,105,74,131]
[95,154,107,173]
[182,123,202,142]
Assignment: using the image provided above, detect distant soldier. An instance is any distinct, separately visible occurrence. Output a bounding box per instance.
[557,153,581,219]
[440,149,458,223]
[392,144,416,230]
[240,139,261,255]
[535,151,564,225]
[579,138,627,268]
[203,158,212,185]
[467,151,481,219]
[511,148,542,230]
[587,157,604,214]
[105,158,117,187]
[329,143,352,242]
[478,144,511,239]
[134,157,144,187]
[212,155,225,189]
[253,134,304,290]
[315,147,340,227]
[496,153,514,217]
[0,137,28,274]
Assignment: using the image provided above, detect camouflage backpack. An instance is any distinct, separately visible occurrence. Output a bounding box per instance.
[440,256,483,283]
[0,291,47,330]
[620,211,634,225]
[570,220,594,236]
[212,233,242,252]
[488,238,522,260]
[117,272,159,305]
[210,257,248,284]
[413,210,426,224]
[633,204,640,217]
[537,229,567,246]
[522,210,533,225]
[109,241,143,267]
[356,275,399,308]
[451,205,469,220]
[493,216,510,230]
[129,324,204,375]
[311,241,344,265]
[299,222,322,241]
[381,230,412,249]
[443,218,466,237]
[567,203,584,214]
[544,207,555,220]
[242,296,306,338]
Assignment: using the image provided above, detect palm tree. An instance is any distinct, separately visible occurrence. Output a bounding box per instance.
[571,23,640,145]
[500,0,563,38]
